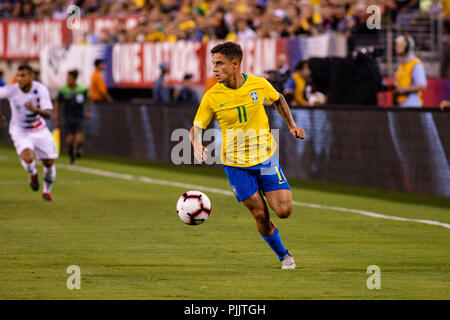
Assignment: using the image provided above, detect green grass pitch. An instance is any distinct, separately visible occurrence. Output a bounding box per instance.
[0,143,449,300]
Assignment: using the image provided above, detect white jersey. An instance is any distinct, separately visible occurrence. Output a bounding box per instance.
[0,81,53,135]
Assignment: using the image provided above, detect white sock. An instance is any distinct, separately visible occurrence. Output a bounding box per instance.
[43,164,56,193]
[21,159,37,175]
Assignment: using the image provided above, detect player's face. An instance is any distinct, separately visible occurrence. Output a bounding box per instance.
[67,74,76,87]
[212,53,238,83]
[17,70,33,90]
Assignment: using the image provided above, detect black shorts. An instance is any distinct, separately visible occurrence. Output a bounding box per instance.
[63,118,84,135]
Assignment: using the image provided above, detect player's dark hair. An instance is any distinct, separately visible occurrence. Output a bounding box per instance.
[68,70,79,79]
[211,42,243,62]
[18,64,33,74]
[94,59,104,67]
[296,59,309,71]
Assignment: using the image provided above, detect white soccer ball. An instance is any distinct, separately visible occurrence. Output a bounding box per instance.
[176,191,212,225]
[308,91,326,106]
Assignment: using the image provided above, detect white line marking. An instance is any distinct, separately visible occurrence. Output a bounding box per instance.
[56,163,450,230]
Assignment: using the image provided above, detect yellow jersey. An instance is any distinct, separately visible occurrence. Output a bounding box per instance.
[193,74,280,167]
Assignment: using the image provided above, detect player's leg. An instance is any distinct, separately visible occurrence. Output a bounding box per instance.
[19,148,39,191]
[257,160,296,269]
[74,131,84,159]
[65,133,75,164]
[12,132,39,191]
[33,129,58,201]
[41,158,56,201]
[258,159,293,218]
[224,165,292,267]
[243,191,291,265]
[264,189,293,219]
[242,190,276,237]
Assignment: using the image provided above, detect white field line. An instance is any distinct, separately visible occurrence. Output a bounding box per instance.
[57,163,450,230]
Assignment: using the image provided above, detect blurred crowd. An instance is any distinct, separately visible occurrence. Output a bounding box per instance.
[1,0,449,43]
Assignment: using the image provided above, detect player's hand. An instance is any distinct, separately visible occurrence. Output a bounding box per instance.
[290,127,306,139]
[0,114,7,127]
[24,102,37,112]
[193,143,208,163]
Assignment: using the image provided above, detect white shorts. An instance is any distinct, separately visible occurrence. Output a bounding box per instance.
[10,128,59,160]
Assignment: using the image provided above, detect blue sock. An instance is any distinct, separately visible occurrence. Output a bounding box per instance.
[262,227,288,261]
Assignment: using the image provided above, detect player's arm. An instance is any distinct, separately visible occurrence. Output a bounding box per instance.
[53,91,63,128]
[25,85,54,119]
[189,125,208,163]
[52,100,60,127]
[24,102,52,118]
[272,93,306,139]
[0,85,13,127]
[190,94,213,163]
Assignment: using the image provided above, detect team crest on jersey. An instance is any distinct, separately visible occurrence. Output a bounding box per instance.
[250,91,258,101]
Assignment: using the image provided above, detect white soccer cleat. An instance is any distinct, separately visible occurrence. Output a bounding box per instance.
[281,252,296,270]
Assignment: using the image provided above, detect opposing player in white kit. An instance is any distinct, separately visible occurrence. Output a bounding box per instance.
[0,65,58,201]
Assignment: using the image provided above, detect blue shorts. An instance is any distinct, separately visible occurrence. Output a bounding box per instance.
[223,156,291,202]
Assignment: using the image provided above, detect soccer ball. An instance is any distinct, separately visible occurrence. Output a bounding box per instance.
[308,91,326,106]
[176,191,212,225]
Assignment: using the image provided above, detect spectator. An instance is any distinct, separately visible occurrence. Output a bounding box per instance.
[394,0,420,28]
[19,0,35,19]
[152,62,172,103]
[395,0,420,15]
[212,7,230,39]
[283,59,312,106]
[1,0,420,44]
[176,74,199,104]
[0,1,14,18]
[87,23,100,44]
[266,53,291,93]
[236,19,257,41]
[393,35,427,107]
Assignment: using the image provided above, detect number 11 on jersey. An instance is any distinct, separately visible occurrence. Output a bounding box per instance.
[237,106,247,123]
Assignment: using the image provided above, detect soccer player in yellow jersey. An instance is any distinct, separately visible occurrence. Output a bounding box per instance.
[190,42,306,269]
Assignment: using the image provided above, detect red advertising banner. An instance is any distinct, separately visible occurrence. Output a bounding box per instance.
[0,19,69,60]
